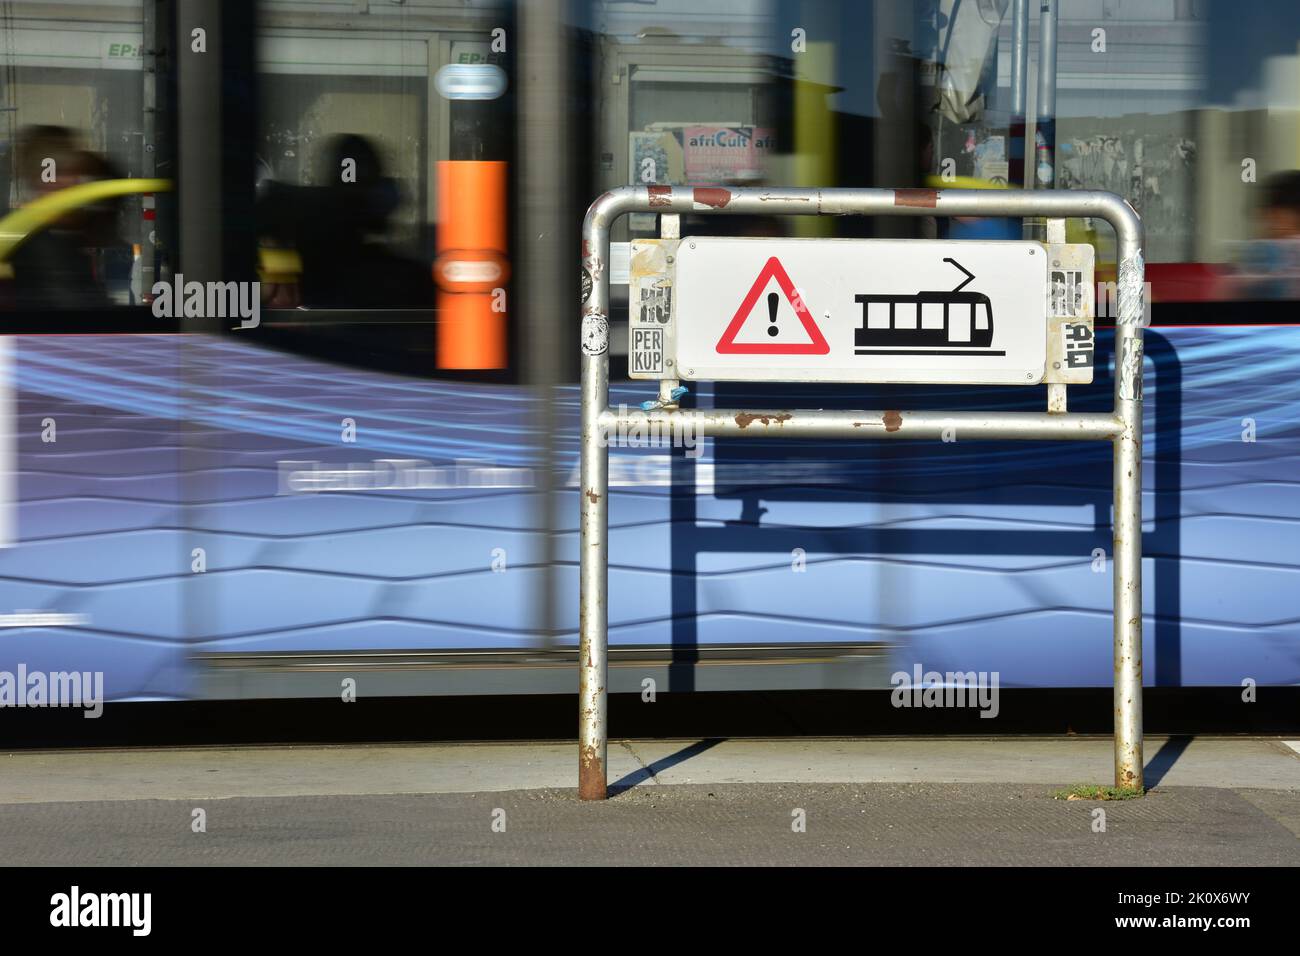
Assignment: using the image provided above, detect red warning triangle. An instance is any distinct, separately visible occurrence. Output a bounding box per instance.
[715,257,830,354]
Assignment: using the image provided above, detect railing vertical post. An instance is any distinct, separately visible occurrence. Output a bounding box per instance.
[578,194,618,800]
[1112,211,1146,790]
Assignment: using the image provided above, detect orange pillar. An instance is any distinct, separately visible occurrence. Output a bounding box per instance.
[435,160,509,369]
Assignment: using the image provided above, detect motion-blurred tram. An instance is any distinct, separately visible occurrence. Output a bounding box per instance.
[0,0,1298,704]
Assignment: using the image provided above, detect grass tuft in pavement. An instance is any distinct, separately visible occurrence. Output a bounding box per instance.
[1053,783,1146,801]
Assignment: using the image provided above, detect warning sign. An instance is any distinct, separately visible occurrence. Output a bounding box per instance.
[673,237,1050,385]
[715,257,829,355]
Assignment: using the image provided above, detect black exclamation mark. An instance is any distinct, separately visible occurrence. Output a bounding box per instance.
[766,291,779,337]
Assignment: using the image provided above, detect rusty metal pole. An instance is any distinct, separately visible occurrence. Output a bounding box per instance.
[1111,214,1146,791]
[578,186,1144,799]
[578,195,618,800]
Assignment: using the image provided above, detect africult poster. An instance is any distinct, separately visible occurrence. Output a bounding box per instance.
[629,126,775,186]
[683,125,775,184]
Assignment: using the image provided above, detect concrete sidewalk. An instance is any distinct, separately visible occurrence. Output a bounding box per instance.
[1,737,1297,865]
[2,736,1297,803]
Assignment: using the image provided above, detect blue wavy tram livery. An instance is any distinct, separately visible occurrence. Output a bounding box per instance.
[0,325,1296,700]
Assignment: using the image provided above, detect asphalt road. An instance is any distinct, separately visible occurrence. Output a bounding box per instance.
[0,781,1295,866]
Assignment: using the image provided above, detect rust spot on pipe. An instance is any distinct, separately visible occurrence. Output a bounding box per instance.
[693,187,732,209]
[735,411,792,429]
[882,410,903,432]
[579,746,606,800]
[647,185,672,207]
[585,488,601,504]
[894,188,938,208]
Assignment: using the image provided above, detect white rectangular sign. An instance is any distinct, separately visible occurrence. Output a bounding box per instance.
[672,237,1048,385]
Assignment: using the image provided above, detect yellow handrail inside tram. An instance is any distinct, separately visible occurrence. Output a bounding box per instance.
[0,178,173,267]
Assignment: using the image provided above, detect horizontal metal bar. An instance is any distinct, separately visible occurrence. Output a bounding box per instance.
[583,185,1141,233]
[600,408,1123,441]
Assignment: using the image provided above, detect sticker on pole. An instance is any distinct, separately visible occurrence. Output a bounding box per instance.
[673,237,1050,385]
[715,257,829,355]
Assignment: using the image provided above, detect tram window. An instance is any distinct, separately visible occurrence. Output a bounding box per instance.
[258,74,426,254]
[948,304,971,342]
[894,302,918,329]
[0,58,149,310]
[921,303,944,330]
[867,302,890,329]
[975,304,990,330]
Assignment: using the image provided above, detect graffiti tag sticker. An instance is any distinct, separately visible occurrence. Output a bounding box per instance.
[582,312,609,356]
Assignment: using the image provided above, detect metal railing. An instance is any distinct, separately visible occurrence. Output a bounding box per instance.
[578,185,1145,800]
